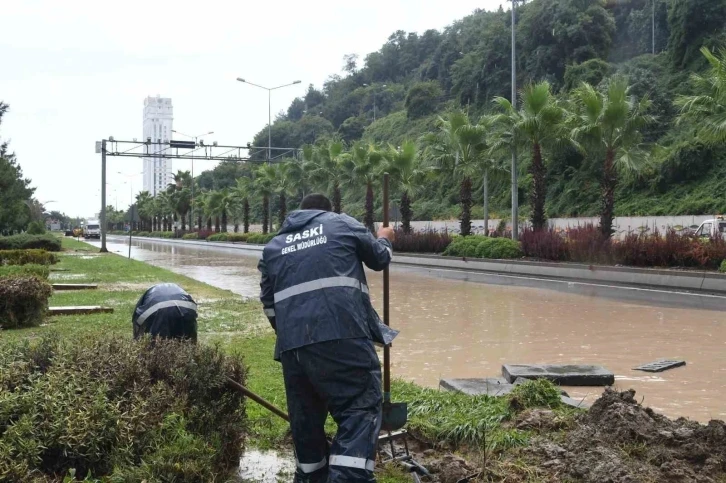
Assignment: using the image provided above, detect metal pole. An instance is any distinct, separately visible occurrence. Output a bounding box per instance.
[268,89,272,162]
[651,0,655,55]
[382,173,390,402]
[100,140,108,253]
[128,182,132,259]
[511,0,519,241]
[191,137,195,230]
[373,89,376,122]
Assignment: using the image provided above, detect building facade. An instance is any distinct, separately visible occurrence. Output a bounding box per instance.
[142,96,173,196]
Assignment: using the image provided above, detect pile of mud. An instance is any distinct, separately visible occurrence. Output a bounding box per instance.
[529,388,726,482]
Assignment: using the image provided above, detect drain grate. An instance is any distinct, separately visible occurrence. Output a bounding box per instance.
[633,360,686,373]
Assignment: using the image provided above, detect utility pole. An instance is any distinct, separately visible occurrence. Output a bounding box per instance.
[511,0,519,241]
[100,139,108,252]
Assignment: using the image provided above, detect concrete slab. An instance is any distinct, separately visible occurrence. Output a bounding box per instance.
[502,364,614,386]
[561,396,590,409]
[439,378,515,396]
[51,284,98,291]
[633,360,686,373]
[49,306,113,316]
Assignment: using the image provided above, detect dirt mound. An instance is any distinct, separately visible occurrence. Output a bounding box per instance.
[530,388,726,482]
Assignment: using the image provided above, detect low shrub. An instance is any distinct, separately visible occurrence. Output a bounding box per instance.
[0,276,52,328]
[182,232,199,240]
[392,230,453,253]
[443,235,488,257]
[207,233,229,242]
[227,233,250,242]
[475,237,523,259]
[150,231,175,239]
[721,260,726,273]
[246,233,277,244]
[508,379,562,411]
[0,264,50,280]
[134,231,151,237]
[197,229,214,240]
[0,234,62,252]
[0,335,247,480]
[519,227,569,261]
[0,249,58,266]
[26,221,46,235]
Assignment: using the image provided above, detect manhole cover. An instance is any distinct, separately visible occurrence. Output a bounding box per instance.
[633,360,686,373]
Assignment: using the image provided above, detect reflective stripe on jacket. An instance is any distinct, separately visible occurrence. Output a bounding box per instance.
[258,210,396,359]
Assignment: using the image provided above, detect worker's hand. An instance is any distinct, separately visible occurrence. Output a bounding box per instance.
[377,226,395,242]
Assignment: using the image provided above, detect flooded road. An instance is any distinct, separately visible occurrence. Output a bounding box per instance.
[95,238,726,422]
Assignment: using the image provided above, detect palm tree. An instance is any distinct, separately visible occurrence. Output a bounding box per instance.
[308,140,345,213]
[156,192,174,231]
[135,191,153,231]
[232,177,253,233]
[490,81,566,231]
[571,76,654,238]
[676,47,726,145]
[254,165,276,234]
[424,110,489,236]
[343,142,383,232]
[273,161,299,227]
[383,141,426,234]
[206,189,232,233]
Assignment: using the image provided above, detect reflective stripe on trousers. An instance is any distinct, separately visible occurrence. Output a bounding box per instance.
[298,456,327,473]
[329,455,375,471]
[274,276,369,304]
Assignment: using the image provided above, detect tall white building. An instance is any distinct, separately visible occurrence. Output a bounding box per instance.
[142,96,173,196]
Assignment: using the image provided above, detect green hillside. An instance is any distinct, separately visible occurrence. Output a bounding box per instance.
[198,0,726,222]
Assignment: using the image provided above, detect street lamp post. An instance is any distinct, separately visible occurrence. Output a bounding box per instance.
[171,130,214,230]
[363,84,388,121]
[118,172,141,259]
[236,78,302,161]
[511,0,519,241]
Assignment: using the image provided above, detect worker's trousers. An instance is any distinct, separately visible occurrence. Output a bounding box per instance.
[281,338,382,483]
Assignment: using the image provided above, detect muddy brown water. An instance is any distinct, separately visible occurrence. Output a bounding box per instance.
[94,238,726,422]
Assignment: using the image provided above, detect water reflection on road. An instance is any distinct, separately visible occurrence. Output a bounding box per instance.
[95,238,726,422]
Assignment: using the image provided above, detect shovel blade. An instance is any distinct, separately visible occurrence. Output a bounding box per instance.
[382,402,408,432]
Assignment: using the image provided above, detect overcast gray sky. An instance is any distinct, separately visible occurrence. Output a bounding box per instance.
[1,0,502,217]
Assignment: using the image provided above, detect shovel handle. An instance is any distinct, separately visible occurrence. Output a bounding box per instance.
[382,173,391,400]
[226,377,290,422]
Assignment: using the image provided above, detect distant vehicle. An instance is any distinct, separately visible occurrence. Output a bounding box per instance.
[64,230,73,237]
[84,219,101,239]
[694,217,726,239]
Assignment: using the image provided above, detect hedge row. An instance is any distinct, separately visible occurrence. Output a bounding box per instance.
[0,276,52,329]
[0,249,59,266]
[0,336,247,481]
[443,236,523,259]
[0,234,61,252]
[0,264,50,280]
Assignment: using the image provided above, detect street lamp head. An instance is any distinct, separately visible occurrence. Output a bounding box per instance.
[293,80,302,84]
[236,77,246,83]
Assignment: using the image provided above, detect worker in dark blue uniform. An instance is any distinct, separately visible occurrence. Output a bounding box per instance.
[258,193,397,483]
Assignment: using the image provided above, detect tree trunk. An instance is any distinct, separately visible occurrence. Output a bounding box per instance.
[206,217,212,232]
[460,177,473,236]
[279,192,287,228]
[483,169,489,236]
[243,199,250,233]
[262,195,269,234]
[601,148,617,238]
[197,215,202,231]
[364,181,375,232]
[215,216,220,233]
[181,213,186,231]
[401,190,413,234]
[152,217,156,232]
[530,142,547,231]
[188,211,192,232]
[333,183,342,214]
[234,223,239,233]
[221,210,228,233]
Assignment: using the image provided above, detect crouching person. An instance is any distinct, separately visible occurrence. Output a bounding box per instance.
[132,283,198,342]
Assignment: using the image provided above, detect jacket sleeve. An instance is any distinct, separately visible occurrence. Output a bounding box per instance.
[344,216,393,271]
[257,256,276,332]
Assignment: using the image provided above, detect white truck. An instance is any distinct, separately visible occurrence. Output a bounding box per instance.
[694,216,726,238]
[83,219,101,239]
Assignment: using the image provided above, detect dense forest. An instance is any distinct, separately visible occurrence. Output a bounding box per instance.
[195,0,726,224]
